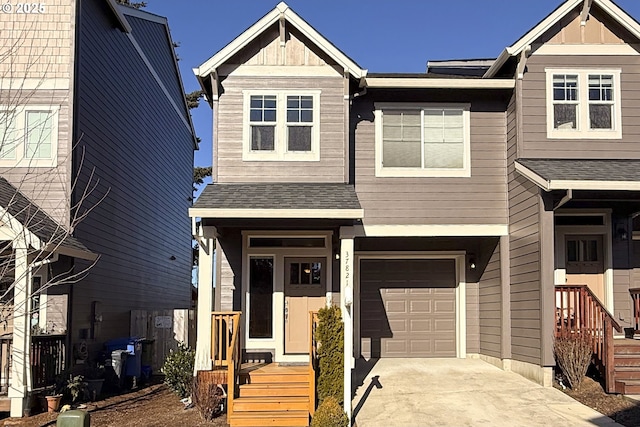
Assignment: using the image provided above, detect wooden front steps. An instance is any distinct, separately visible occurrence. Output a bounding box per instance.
[614,339,640,394]
[229,364,311,427]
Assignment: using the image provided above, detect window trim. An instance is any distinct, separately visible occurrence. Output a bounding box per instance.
[545,68,622,139]
[242,90,321,162]
[374,102,471,178]
[0,105,59,168]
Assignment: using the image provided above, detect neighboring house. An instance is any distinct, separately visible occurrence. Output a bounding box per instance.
[191,0,640,425]
[0,0,196,416]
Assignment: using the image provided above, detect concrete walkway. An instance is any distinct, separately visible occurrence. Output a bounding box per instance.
[352,358,624,427]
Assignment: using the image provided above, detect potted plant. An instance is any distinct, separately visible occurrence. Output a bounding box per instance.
[44,376,65,413]
[66,374,88,404]
[84,362,106,401]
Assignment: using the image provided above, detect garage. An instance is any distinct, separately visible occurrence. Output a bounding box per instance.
[360,258,457,358]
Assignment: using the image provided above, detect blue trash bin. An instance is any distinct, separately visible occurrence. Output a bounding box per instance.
[105,337,143,382]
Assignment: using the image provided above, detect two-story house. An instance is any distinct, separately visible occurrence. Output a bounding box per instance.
[191,1,640,425]
[0,0,196,416]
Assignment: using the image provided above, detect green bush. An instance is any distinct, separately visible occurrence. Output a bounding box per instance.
[311,396,349,427]
[162,342,195,398]
[316,305,344,405]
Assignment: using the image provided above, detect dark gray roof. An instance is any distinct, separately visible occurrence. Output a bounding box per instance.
[517,159,640,182]
[0,177,93,256]
[193,183,361,210]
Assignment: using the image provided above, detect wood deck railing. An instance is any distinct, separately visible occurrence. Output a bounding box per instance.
[630,288,640,334]
[211,312,241,418]
[308,311,319,416]
[31,334,66,389]
[555,285,622,393]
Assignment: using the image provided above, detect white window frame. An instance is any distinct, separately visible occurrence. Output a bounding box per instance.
[242,90,321,162]
[0,105,59,167]
[374,103,471,178]
[546,69,622,139]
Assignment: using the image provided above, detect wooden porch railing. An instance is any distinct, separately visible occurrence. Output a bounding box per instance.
[31,334,66,389]
[630,288,640,334]
[555,285,622,393]
[211,312,241,418]
[308,311,319,416]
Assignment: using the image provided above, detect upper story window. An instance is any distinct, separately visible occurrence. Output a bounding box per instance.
[0,105,59,167]
[243,90,320,161]
[546,69,621,139]
[374,103,471,177]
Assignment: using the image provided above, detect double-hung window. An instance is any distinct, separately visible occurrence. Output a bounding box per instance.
[375,103,470,177]
[243,90,320,161]
[546,69,621,139]
[0,105,59,167]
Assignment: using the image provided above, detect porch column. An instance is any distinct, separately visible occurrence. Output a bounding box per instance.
[8,239,31,417]
[194,227,217,373]
[339,227,355,419]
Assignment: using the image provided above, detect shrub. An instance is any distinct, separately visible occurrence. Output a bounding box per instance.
[192,372,224,420]
[311,396,349,427]
[162,342,195,398]
[554,333,593,390]
[316,305,344,405]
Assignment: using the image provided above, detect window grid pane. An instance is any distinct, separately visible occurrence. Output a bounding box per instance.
[382,110,421,168]
[0,111,17,159]
[422,109,464,170]
[25,111,53,159]
[286,96,313,123]
[249,95,277,123]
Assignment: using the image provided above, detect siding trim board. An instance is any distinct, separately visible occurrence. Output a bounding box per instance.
[358,224,509,237]
[190,208,363,219]
[365,78,515,89]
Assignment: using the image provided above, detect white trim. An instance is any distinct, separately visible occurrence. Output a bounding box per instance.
[0,105,60,168]
[358,224,508,237]
[0,79,70,91]
[354,252,467,359]
[106,0,132,33]
[189,208,363,219]
[533,44,639,56]
[220,64,342,77]
[194,2,366,80]
[374,103,471,178]
[484,0,640,78]
[545,68,622,140]
[242,90,321,162]
[514,161,640,191]
[365,77,514,89]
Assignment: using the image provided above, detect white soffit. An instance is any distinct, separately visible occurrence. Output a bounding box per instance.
[365,77,514,89]
[188,208,364,220]
[484,0,640,78]
[194,2,366,80]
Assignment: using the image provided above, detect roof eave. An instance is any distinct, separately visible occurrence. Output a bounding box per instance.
[366,77,514,89]
[188,208,364,220]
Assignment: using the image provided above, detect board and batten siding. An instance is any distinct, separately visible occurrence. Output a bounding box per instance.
[521,55,640,158]
[479,241,501,358]
[71,0,193,342]
[507,91,543,366]
[353,97,508,226]
[216,75,346,183]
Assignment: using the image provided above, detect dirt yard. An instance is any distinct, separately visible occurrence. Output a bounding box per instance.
[0,381,228,427]
[557,376,640,427]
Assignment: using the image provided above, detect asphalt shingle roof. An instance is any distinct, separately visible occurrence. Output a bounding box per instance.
[193,183,361,210]
[517,159,640,182]
[0,177,92,255]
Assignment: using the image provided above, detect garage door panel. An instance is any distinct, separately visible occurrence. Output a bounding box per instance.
[360,259,457,358]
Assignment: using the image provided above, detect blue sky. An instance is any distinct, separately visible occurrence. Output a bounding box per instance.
[148,0,640,182]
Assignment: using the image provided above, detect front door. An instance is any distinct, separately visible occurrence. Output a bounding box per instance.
[284,257,326,354]
[565,235,605,302]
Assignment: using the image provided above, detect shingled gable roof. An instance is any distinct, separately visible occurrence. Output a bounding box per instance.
[193,2,367,81]
[0,178,96,260]
[190,183,363,219]
[515,159,640,191]
[484,0,640,78]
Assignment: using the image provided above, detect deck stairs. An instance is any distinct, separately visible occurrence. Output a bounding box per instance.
[228,363,311,427]
[614,339,640,394]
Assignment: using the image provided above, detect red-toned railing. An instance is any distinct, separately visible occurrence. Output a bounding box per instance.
[555,285,622,393]
[631,288,640,334]
[211,312,241,418]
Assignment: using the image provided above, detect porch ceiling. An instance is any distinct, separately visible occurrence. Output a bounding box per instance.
[190,183,363,219]
[515,159,640,191]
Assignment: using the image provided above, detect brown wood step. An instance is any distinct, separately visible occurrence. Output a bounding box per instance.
[614,367,640,381]
[233,396,309,412]
[244,373,309,384]
[229,410,309,427]
[614,355,640,367]
[239,383,309,398]
[615,380,640,395]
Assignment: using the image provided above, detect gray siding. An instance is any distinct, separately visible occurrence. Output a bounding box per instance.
[353,96,508,226]
[612,236,635,330]
[71,0,193,342]
[479,241,501,358]
[508,91,543,365]
[522,55,640,158]
[216,75,346,183]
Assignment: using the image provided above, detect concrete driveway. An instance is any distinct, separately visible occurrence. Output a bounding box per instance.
[352,358,624,427]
